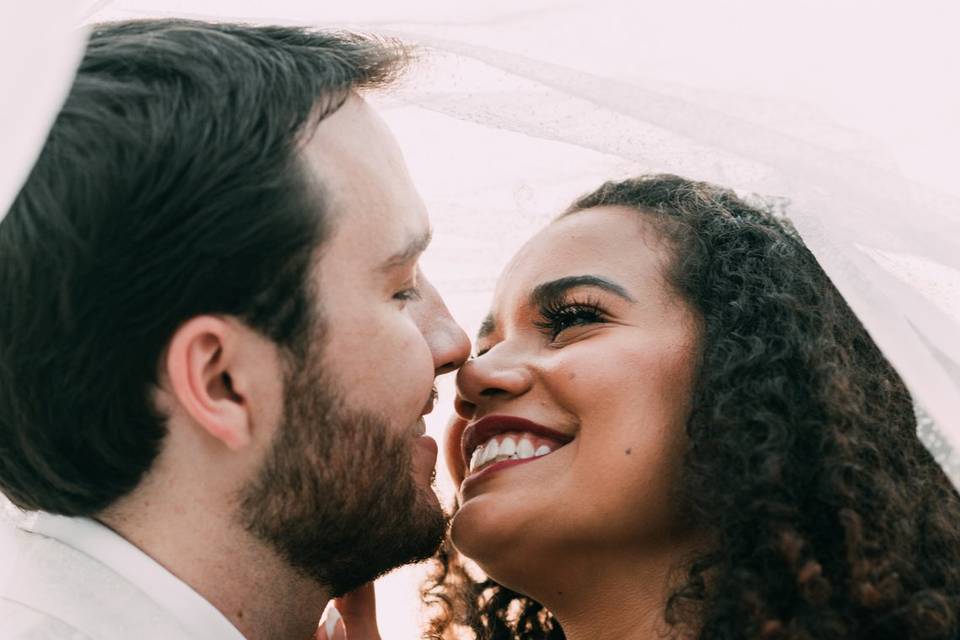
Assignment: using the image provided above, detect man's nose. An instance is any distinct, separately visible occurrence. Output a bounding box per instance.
[411,277,471,376]
[430,314,471,375]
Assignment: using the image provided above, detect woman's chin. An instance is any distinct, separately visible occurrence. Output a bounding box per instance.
[451,497,513,557]
[449,495,547,586]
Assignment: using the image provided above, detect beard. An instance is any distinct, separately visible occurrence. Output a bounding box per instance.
[237,342,447,596]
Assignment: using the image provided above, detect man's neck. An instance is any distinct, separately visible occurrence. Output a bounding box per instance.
[100,492,328,640]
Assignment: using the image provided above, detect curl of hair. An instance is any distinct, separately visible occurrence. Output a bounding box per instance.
[424,174,960,639]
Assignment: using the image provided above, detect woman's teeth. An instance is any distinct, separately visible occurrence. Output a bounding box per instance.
[467,433,559,474]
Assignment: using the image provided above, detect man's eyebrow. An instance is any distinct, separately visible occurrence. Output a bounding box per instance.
[379,228,433,272]
[530,275,637,307]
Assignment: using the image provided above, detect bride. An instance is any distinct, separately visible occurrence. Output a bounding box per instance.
[420,173,960,640]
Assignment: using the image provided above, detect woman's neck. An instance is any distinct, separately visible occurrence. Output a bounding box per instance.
[527,537,701,640]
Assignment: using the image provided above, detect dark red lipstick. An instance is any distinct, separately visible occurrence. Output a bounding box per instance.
[461,415,573,467]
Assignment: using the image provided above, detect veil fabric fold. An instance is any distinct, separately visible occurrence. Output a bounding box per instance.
[0,3,88,221]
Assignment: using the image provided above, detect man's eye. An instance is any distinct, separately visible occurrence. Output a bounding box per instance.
[394,287,422,302]
[533,298,607,341]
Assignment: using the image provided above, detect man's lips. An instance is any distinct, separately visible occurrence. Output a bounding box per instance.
[460,415,574,467]
[410,386,438,438]
[414,417,427,437]
[416,433,438,456]
[421,386,438,417]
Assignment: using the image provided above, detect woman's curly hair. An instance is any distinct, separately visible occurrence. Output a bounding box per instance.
[423,174,960,639]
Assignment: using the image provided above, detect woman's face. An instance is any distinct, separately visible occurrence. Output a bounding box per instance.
[446,206,701,586]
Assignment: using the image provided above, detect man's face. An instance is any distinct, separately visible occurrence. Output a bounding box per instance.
[239,95,470,594]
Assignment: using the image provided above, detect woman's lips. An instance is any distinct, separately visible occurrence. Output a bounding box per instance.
[457,416,574,495]
[465,431,560,474]
[460,415,574,467]
[458,442,567,497]
[460,456,537,492]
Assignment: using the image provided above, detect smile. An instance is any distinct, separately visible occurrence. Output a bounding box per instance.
[461,415,574,479]
[466,432,559,474]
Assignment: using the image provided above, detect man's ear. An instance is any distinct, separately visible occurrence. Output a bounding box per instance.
[165,316,253,451]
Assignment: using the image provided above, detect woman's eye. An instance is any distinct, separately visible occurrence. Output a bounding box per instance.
[534,299,607,341]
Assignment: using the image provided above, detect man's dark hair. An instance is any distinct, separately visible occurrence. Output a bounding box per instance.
[0,19,406,516]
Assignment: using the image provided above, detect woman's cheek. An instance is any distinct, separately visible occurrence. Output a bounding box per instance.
[444,415,468,487]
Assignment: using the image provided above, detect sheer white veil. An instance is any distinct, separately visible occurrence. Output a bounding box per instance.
[2,0,959,633]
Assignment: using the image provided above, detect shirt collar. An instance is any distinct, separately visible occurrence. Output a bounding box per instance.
[21,511,247,640]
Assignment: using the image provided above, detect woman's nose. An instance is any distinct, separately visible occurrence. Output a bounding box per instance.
[455,346,533,418]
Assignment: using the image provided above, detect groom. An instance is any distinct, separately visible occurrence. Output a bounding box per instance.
[0,20,469,640]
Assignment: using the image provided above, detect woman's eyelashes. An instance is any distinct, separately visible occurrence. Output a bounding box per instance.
[472,296,610,357]
[534,296,608,341]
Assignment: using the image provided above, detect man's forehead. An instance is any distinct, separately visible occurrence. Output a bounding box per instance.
[303,93,385,147]
[320,203,431,273]
[299,92,431,268]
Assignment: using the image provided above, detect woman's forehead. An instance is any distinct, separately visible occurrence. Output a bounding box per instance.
[486,207,677,316]
[502,208,667,283]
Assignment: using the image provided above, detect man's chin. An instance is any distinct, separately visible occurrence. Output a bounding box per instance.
[247,378,450,595]
[326,499,448,596]
[415,457,449,525]
[412,483,449,546]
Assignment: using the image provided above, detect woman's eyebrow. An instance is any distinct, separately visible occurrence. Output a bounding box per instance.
[477,314,497,341]
[530,275,637,307]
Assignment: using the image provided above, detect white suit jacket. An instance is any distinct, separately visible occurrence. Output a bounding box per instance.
[0,511,246,640]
